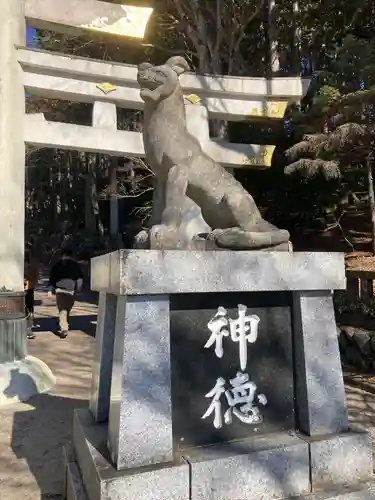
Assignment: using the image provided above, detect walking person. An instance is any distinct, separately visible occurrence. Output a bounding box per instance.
[48,248,84,338]
[24,249,39,340]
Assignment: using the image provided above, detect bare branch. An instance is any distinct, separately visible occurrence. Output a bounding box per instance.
[141,43,187,55]
[129,157,155,176]
[324,212,355,251]
[171,0,201,52]
[99,185,153,200]
[214,0,223,61]
[232,0,266,55]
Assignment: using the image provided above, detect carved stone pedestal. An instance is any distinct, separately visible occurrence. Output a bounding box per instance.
[64,250,375,500]
[0,317,27,363]
[0,295,55,407]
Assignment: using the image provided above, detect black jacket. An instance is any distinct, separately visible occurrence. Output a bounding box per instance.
[49,258,83,293]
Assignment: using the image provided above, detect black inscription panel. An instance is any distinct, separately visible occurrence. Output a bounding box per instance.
[170,292,294,448]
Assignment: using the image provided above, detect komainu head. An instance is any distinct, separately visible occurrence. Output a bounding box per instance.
[137,56,190,102]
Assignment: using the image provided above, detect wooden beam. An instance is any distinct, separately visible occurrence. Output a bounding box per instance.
[24,0,153,39]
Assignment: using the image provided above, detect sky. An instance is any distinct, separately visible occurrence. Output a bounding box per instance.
[26,26,37,47]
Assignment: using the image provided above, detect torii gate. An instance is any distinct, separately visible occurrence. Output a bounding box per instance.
[0,0,153,405]
[0,0,153,293]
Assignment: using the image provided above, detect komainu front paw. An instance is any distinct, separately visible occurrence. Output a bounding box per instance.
[212,227,290,250]
[134,230,150,249]
[149,224,182,250]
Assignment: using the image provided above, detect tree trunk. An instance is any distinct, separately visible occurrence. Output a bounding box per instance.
[188,0,228,142]
[293,0,301,76]
[84,153,97,234]
[268,0,281,74]
[109,158,120,249]
[366,153,375,255]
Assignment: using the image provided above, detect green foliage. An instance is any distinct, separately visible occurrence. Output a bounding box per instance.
[334,293,375,317]
[316,85,341,105]
[331,35,375,91]
[284,33,375,252]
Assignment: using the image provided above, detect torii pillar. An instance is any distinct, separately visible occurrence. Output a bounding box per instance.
[0,0,55,407]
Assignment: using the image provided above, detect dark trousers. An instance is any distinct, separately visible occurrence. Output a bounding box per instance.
[25,289,34,315]
[56,292,75,332]
[25,288,35,329]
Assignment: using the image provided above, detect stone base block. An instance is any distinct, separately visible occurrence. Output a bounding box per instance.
[297,480,375,499]
[299,431,373,489]
[63,443,77,497]
[182,433,311,500]
[0,355,56,407]
[66,461,87,500]
[0,317,27,363]
[72,409,189,500]
[67,412,375,500]
[66,462,375,500]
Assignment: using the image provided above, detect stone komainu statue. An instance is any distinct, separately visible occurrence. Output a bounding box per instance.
[134,56,290,251]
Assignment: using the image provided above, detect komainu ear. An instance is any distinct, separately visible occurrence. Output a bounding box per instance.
[165,56,190,75]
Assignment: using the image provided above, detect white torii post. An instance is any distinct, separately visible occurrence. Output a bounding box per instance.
[0,0,25,292]
[0,0,55,406]
[92,102,120,246]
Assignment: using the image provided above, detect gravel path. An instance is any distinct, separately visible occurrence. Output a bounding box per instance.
[0,289,96,500]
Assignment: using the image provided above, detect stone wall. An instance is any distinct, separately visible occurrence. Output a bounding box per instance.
[345,270,375,301]
[338,325,375,370]
[336,269,375,371]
